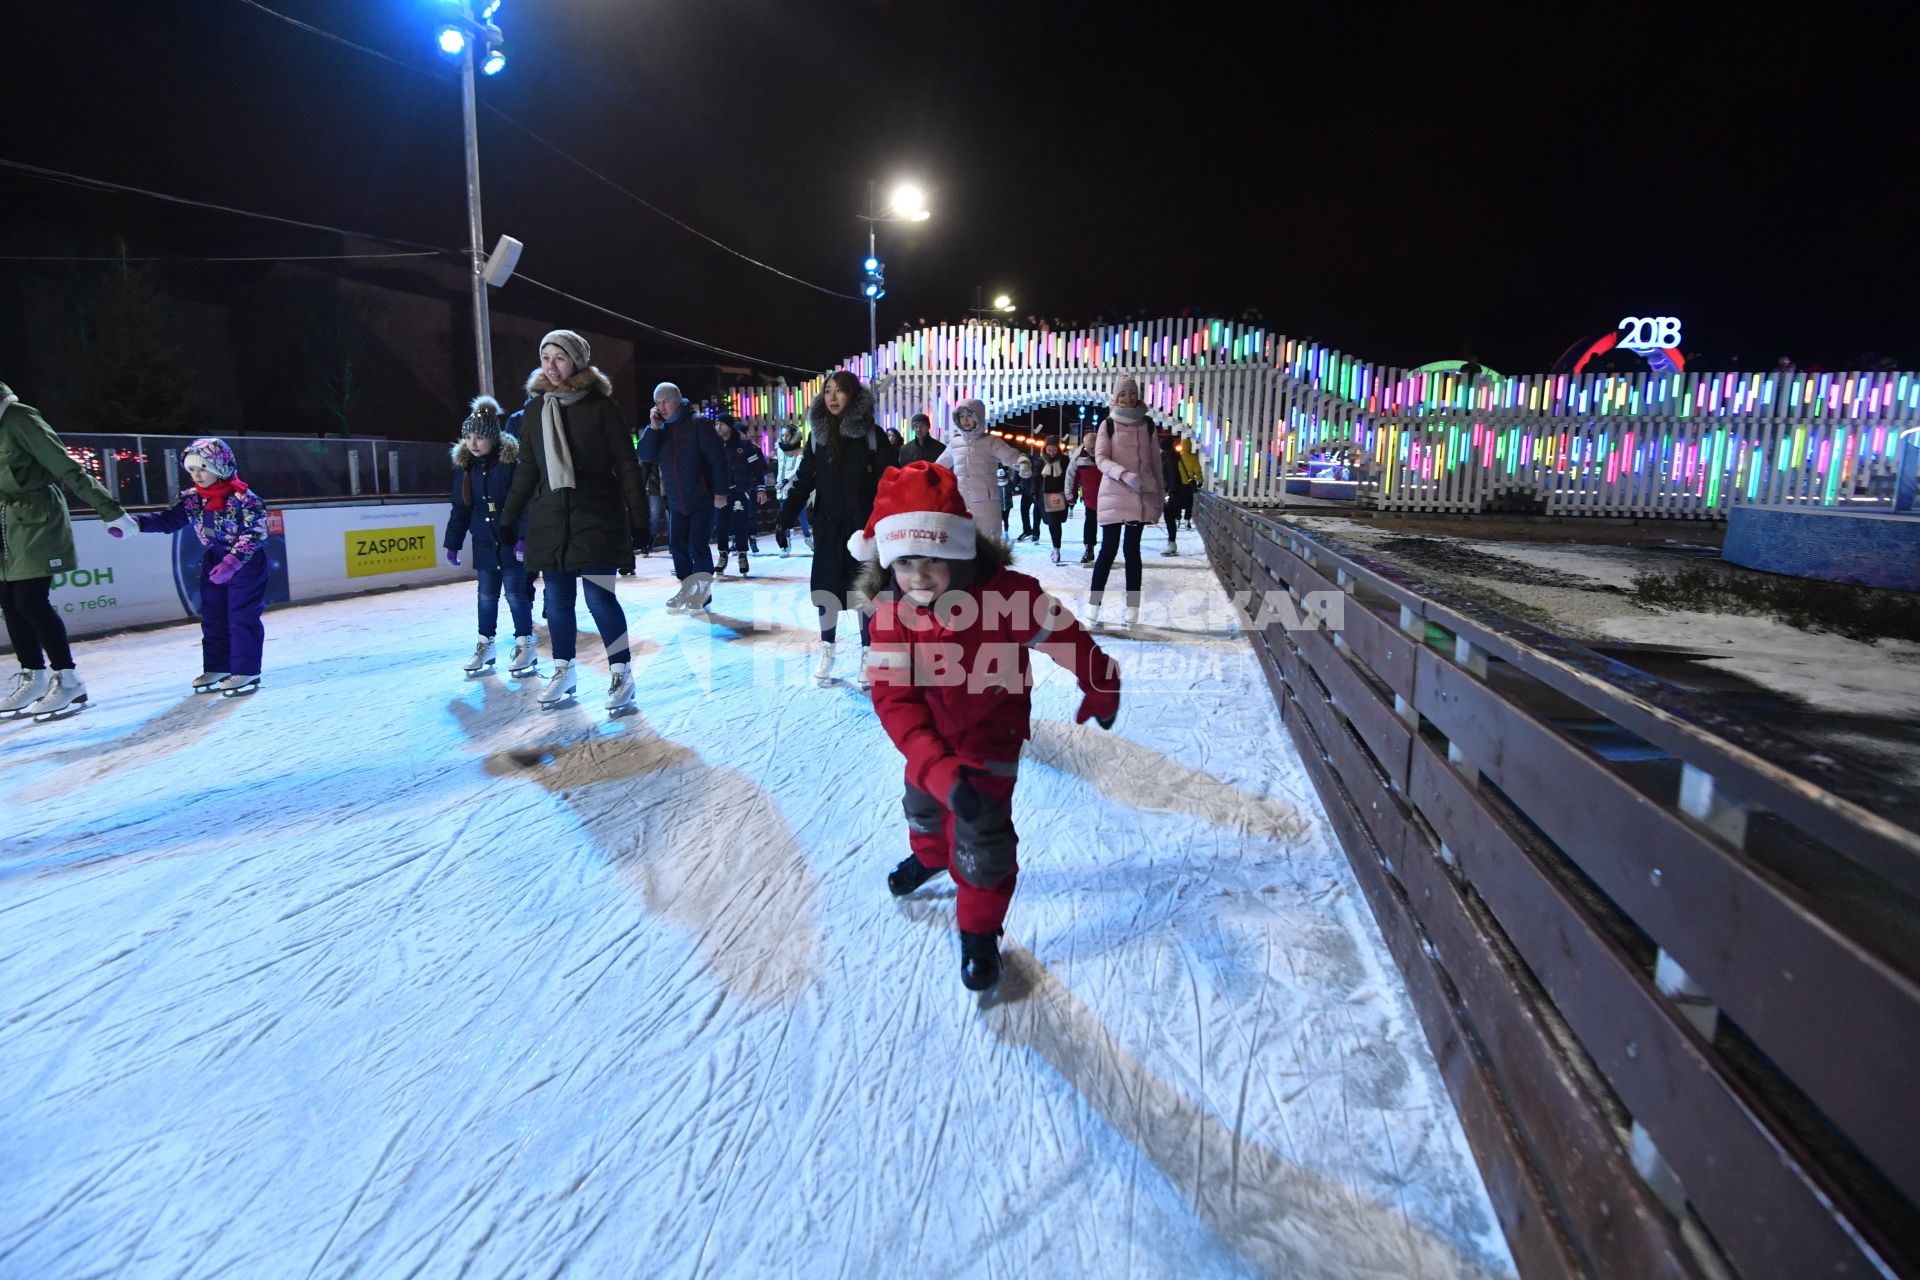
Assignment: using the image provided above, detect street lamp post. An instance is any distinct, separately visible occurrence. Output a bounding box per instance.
[866,183,879,359]
[856,181,930,357]
[436,3,507,397]
[457,32,492,396]
[968,287,1018,322]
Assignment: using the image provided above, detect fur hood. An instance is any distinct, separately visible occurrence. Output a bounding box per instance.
[524,365,614,401]
[855,533,1013,603]
[450,433,520,467]
[807,384,878,448]
[950,397,988,434]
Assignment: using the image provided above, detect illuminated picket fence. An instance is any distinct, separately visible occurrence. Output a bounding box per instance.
[725,318,1916,517]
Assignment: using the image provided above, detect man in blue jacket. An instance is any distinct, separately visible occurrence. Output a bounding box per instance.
[636,381,727,613]
[711,413,770,578]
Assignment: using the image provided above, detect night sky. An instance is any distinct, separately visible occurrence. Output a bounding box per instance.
[5,0,1915,380]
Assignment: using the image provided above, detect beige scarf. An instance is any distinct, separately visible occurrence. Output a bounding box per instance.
[539,382,593,491]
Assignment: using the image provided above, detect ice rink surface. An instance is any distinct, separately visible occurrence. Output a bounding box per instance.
[2,540,1513,1279]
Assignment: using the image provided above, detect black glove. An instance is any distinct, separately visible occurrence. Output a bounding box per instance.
[949,767,990,824]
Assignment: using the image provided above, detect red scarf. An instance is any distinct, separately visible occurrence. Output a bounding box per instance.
[193,477,249,513]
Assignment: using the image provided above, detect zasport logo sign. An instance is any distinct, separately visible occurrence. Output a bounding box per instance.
[344,526,436,578]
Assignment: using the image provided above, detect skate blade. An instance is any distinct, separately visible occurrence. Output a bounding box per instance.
[33,696,88,723]
[539,695,576,710]
[465,666,496,678]
[608,704,639,719]
[508,665,539,678]
[220,682,260,699]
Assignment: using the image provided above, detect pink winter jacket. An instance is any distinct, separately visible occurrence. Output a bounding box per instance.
[1093,418,1167,525]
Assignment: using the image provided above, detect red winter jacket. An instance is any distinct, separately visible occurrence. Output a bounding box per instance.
[1068,453,1102,508]
[868,567,1118,802]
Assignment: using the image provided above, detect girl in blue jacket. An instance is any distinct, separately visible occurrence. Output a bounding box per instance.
[444,396,536,678]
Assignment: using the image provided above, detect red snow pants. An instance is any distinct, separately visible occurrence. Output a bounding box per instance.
[902,759,1020,934]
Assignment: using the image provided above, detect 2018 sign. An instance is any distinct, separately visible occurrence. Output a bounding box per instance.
[344,526,436,578]
[1618,315,1682,353]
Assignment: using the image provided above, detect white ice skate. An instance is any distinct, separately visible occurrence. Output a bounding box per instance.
[605,662,635,715]
[813,641,835,687]
[463,637,496,676]
[1,668,50,717]
[854,648,872,692]
[506,636,538,677]
[27,670,87,722]
[663,578,694,615]
[191,671,229,694]
[218,674,261,698]
[539,659,577,708]
[687,573,714,614]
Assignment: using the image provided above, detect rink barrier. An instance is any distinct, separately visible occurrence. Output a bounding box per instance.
[3,499,467,649]
[1194,492,1920,1280]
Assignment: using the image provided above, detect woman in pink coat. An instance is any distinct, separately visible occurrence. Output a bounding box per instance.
[1090,374,1166,624]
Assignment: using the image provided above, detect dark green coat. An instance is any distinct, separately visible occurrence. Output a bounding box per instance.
[0,383,129,582]
[499,367,646,574]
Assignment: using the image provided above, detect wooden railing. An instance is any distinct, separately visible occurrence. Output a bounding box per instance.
[1194,492,1920,1279]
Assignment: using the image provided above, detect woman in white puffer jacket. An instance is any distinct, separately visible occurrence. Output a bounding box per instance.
[935,398,1030,538]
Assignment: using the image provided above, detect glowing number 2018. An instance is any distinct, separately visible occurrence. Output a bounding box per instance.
[1618,316,1682,351]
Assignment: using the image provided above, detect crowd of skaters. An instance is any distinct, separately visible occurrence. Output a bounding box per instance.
[1,325,1219,991]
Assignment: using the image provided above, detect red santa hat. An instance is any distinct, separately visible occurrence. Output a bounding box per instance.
[846,463,977,567]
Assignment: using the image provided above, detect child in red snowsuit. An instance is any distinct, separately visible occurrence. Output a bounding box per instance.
[852,462,1121,991]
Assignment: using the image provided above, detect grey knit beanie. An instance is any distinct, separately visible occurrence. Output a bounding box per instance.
[462,394,503,443]
[1110,374,1142,403]
[539,329,591,370]
[652,381,685,403]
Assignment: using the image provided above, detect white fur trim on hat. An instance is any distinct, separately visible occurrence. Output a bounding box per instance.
[847,510,977,567]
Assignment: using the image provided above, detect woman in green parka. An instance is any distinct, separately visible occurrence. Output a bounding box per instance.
[0,382,140,719]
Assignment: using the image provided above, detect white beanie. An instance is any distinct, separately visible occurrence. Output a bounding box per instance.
[653,381,684,403]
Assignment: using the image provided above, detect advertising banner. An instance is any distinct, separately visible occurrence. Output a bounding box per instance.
[344,525,437,579]
[281,502,462,598]
[54,523,192,633]
[3,502,465,650]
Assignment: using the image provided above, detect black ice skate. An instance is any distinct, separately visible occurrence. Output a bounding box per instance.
[959,929,1002,991]
[887,854,944,897]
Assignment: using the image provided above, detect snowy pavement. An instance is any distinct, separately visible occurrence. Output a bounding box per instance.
[1,541,1512,1279]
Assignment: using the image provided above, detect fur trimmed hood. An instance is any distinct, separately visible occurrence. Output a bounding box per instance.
[807,384,878,447]
[950,398,988,434]
[524,365,613,401]
[450,433,520,467]
[856,530,1012,602]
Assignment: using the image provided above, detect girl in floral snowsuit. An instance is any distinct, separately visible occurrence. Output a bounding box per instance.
[113,437,270,696]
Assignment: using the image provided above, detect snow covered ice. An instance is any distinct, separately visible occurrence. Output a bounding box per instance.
[1,545,1514,1279]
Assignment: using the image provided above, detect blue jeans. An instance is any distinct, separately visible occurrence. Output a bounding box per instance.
[475,561,535,638]
[667,505,716,580]
[646,494,668,549]
[543,567,630,664]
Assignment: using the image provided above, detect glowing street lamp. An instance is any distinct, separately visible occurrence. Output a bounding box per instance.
[857,179,933,356]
